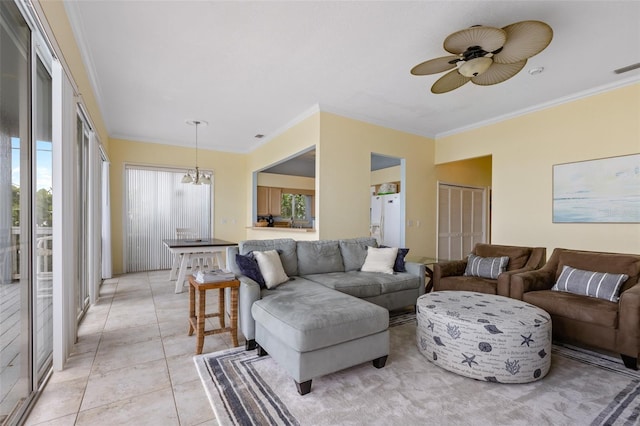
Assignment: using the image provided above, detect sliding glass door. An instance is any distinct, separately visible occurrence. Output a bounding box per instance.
[0,2,30,420]
[0,1,54,422]
[34,56,53,382]
[125,166,212,272]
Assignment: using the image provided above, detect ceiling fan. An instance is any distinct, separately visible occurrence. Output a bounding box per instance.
[411,20,553,94]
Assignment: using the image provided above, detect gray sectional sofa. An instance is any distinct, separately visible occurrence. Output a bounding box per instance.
[226,237,425,394]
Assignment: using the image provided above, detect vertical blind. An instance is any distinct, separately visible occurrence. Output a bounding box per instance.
[125,165,212,272]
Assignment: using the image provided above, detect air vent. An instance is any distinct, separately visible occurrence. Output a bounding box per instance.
[614,63,640,74]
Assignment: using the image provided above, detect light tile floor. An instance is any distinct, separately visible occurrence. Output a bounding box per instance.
[25,270,240,426]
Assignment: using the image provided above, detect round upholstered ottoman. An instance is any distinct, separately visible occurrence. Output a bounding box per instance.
[416,291,551,383]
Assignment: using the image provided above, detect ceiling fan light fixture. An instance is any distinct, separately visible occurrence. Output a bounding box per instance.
[458,57,493,77]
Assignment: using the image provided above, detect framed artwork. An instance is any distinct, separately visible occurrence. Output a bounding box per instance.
[553,153,640,223]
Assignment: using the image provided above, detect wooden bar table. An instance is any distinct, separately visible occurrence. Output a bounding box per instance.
[187,275,240,354]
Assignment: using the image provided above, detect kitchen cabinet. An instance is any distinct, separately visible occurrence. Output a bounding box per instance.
[257,186,282,216]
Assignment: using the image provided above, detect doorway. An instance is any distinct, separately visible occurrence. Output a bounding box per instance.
[370,153,405,247]
[437,183,488,260]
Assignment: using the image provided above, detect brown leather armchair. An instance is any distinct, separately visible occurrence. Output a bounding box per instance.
[511,248,640,369]
[433,243,546,297]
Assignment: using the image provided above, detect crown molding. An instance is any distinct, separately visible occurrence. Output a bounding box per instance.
[435,76,640,139]
[63,1,111,133]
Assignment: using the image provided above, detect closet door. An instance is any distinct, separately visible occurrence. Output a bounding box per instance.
[438,184,487,260]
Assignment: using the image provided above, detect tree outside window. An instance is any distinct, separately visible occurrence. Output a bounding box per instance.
[281,193,307,219]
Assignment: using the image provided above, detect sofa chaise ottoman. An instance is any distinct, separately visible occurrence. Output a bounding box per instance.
[252,279,389,395]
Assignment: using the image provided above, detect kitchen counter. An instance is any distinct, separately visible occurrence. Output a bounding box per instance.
[247,226,316,233]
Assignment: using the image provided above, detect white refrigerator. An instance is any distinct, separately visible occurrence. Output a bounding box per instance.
[370,193,402,247]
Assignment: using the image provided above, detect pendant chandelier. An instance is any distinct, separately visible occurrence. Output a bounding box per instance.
[182,120,212,185]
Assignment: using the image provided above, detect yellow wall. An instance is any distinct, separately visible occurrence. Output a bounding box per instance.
[246,114,320,240]
[38,1,110,150]
[109,139,247,273]
[371,165,401,187]
[436,84,640,255]
[257,173,315,190]
[319,112,436,257]
[436,156,492,188]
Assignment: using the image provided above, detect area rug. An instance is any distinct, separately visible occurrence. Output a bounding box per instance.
[194,313,640,425]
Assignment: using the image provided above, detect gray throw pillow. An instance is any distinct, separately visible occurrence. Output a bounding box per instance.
[552,265,629,302]
[464,254,509,279]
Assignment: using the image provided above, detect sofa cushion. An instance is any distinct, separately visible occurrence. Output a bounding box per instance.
[475,244,531,271]
[380,245,410,272]
[254,250,290,289]
[557,250,640,293]
[552,265,628,302]
[523,290,619,329]
[464,254,509,279]
[436,275,499,294]
[361,247,398,274]
[297,240,344,275]
[235,252,265,288]
[251,279,388,352]
[339,237,378,272]
[304,271,421,298]
[302,271,382,298]
[240,239,298,277]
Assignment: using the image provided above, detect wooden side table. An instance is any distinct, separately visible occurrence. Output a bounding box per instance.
[188,275,240,354]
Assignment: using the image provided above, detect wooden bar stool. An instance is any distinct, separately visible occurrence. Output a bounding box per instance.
[188,275,240,354]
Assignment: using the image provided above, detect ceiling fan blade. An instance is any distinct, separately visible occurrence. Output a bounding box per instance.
[444,26,506,55]
[471,60,527,86]
[411,56,459,75]
[493,20,553,64]
[431,69,471,94]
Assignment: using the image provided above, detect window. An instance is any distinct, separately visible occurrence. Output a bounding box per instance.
[124,166,212,272]
[281,193,309,220]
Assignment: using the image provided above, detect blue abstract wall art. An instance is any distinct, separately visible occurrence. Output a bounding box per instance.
[553,154,640,223]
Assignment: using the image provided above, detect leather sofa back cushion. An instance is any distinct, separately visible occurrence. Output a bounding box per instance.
[297,240,345,275]
[240,238,298,277]
[474,244,531,271]
[557,251,640,293]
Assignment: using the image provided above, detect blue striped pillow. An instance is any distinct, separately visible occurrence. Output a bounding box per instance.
[552,265,629,302]
[464,254,509,279]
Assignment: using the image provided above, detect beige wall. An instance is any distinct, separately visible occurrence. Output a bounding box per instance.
[38,1,110,150]
[257,173,315,191]
[246,114,320,240]
[371,165,401,188]
[109,139,247,274]
[436,84,640,255]
[319,112,436,257]
[436,156,492,188]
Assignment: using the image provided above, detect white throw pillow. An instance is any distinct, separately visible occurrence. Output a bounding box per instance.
[253,250,289,289]
[361,247,398,274]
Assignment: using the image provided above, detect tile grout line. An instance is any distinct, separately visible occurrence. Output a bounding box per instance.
[149,271,183,426]
[72,277,117,424]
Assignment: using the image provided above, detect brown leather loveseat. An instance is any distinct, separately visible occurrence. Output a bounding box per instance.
[511,248,640,369]
[433,243,546,297]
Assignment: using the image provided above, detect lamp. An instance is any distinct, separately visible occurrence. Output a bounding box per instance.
[182,120,212,185]
[458,57,493,77]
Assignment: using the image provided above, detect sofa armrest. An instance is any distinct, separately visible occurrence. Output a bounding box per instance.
[405,262,426,296]
[237,276,262,342]
[510,269,556,300]
[433,260,467,279]
[618,281,640,343]
[497,265,543,297]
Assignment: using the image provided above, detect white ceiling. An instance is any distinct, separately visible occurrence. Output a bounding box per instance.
[64,1,640,154]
